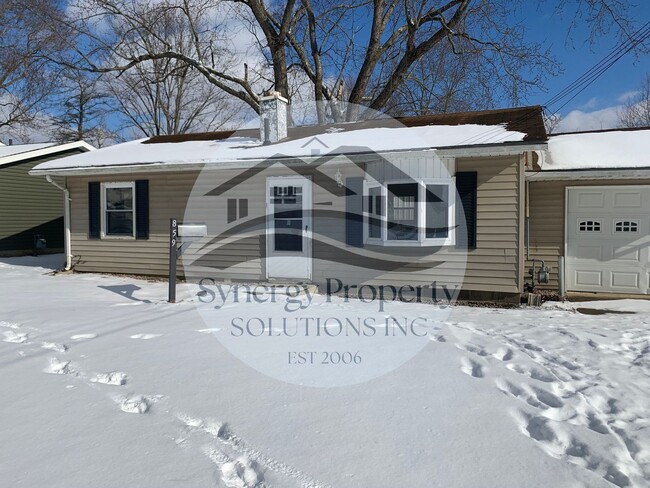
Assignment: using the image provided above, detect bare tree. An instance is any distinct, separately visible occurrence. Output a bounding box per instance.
[0,0,64,129]
[618,74,650,128]
[49,71,113,146]
[106,56,245,137]
[47,0,649,127]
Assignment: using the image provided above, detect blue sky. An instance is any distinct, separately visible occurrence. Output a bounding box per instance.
[518,3,650,131]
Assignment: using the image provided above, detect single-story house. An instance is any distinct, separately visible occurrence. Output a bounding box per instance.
[0,140,95,256]
[527,127,650,296]
[29,97,649,299]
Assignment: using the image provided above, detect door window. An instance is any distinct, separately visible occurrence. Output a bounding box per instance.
[271,185,303,252]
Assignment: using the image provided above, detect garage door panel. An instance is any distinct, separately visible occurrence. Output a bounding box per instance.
[578,245,603,260]
[575,270,602,287]
[610,271,639,289]
[613,191,642,208]
[566,186,649,295]
[612,246,640,262]
[576,191,605,208]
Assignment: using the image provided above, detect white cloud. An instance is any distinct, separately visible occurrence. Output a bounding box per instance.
[555,105,621,133]
[579,96,600,110]
[617,90,640,103]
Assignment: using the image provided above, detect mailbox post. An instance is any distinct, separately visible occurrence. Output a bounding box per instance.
[168,220,208,303]
[168,218,178,303]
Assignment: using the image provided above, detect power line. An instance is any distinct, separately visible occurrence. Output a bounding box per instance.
[458,20,650,145]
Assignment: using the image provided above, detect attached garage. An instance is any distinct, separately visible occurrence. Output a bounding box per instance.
[526,127,650,296]
[565,186,649,294]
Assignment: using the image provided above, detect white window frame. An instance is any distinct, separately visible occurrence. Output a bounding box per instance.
[577,219,602,233]
[613,219,639,233]
[101,181,136,239]
[363,178,455,247]
[363,180,386,244]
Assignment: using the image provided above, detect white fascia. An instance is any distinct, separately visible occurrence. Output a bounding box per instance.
[2,141,95,168]
[526,168,650,181]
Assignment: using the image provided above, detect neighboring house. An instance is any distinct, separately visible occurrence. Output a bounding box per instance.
[527,128,650,295]
[28,96,649,298]
[0,141,95,256]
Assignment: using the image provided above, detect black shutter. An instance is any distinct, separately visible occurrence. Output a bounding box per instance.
[455,172,477,249]
[88,182,101,239]
[135,180,149,239]
[345,177,364,247]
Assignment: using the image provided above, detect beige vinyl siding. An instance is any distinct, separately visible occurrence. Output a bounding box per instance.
[455,156,521,293]
[527,178,650,291]
[0,152,78,253]
[310,156,522,293]
[68,155,523,294]
[67,171,263,279]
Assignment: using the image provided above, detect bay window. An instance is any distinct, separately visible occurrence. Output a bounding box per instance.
[387,183,418,241]
[363,179,454,246]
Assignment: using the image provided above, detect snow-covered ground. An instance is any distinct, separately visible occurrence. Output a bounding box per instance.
[1,255,649,488]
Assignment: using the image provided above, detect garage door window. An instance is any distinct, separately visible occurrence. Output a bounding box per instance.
[578,220,601,232]
[614,220,639,233]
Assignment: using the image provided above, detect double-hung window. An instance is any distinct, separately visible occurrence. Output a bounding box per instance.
[101,182,136,238]
[364,179,454,246]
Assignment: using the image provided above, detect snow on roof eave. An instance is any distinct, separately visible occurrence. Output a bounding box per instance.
[29,137,546,176]
[544,129,650,171]
[0,140,96,169]
[30,140,546,177]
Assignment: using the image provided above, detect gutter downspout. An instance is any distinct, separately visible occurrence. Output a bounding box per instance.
[525,180,530,261]
[45,176,72,271]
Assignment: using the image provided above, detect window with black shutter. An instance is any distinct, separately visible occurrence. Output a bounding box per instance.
[135,180,149,239]
[88,180,150,239]
[88,182,101,239]
[345,177,364,247]
[455,171,477,249]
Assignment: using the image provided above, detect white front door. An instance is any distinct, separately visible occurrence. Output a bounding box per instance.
[266,176,312,280]
[566,186,650,294]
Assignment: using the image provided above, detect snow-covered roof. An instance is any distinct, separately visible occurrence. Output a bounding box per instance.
[0,141,96,168]
[31,123,529,175]
[0,143,56,160]
[543,128,650,171]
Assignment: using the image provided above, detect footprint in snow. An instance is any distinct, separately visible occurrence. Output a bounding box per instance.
[460,357,485,378]
[91,371,127,386]
[513,410,633,487]
[43,357,75,375]
[129,333,161,340]
[204,448,262,488]
[70,334,97,341]
[177,413,224,437]
[41,342,68,353]
[113,393,161,414]
[493,347,513,361]
[2,330,29,344]
[495,378,526,398]
[0,321,20,329]
[221,456,260,488]
[506,363,554,383]
[459,344,488,356]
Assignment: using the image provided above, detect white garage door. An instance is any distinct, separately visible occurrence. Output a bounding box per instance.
[566,186,650,294]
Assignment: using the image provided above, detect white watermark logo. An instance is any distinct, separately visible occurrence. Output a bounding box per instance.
[182,102,468,386]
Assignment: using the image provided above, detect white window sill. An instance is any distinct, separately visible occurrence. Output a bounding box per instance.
[100,234,136,240]
[365,238,454,247]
